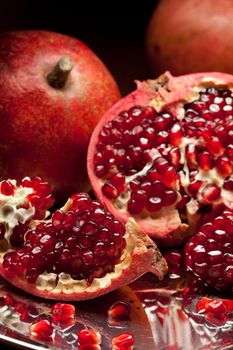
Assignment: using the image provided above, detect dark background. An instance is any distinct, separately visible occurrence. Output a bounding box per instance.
[0,0,158,95]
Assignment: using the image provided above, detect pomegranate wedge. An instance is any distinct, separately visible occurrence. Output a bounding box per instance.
[87,72,233,245]
[0,191,167,300]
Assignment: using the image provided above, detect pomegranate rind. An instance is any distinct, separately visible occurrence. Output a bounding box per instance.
[0,219,167,301]
[87,71,233,244]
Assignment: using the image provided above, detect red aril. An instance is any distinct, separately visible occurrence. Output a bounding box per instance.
[87,72,233,246]
[0,30,120,202]
[51,303,75,322]
[30,320,53,341]
[0,185,167,301]
[107,301,130,321]
[196,297,233,326]
[112,332,135,349]
[77,329,101,346]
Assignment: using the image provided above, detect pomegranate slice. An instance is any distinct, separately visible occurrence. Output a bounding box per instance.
[0,192,167,301]
[87,72,233,245]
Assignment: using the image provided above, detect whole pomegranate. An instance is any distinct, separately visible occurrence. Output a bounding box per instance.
[87,72,233,246]
[0,177,167,300]
[0,30,120,202]
[146,0,233,76]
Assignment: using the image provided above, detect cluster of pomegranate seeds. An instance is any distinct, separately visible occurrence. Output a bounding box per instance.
[112,332,135,350]
[30,319,53,341]
[51,303,75,322]
[21,176,54,219]
[196,297,233,326]
[95,106,174,177]
[185,209,233,292]
[3,193,126,284]
[94,87,233,219]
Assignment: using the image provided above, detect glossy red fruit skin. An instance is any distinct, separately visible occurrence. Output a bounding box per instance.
[0,30,120,202]
[87,71,233,245]
[146,0,233,76]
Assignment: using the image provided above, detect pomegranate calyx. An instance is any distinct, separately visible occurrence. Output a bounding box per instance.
[47,56,73,89]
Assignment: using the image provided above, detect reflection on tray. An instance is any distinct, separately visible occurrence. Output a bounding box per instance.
[0,275,232,350]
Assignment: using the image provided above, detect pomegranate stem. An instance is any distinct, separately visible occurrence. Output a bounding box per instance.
[47,57,73,88]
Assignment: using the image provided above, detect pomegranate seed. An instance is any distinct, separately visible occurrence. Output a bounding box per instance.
[146,197,162,212]
[216,156,233,177]
[0,180,15,196]
[30,320,53,340]
[223,176,233,191]
[163,190,177,206]
[207,136,224,156]
[201,184,221,203]
[162,166,177,188]
[154,157,169,175]
[128,199,144,214]
[170,124,183,146]
[102,183,118,199]
[108,301,130,321]
[112,333,135,349]
[62,211,75,229]
[78,329,101,346]
[188,180,202,196]
[51,303,75,322]
[110,173,126,192]
[167,147,181,168]
[186,144,197,168]
[163,250,184,278]
[198,151,211,171]
[52,210,64,229]
[129,179,140,191]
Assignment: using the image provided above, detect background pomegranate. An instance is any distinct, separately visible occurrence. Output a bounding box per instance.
[0,30,120,203]
[87,72,233,246]
[146,0,233,76]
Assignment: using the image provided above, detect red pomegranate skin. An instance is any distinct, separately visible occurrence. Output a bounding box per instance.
[146,0,233,76]
[0,31,120,202]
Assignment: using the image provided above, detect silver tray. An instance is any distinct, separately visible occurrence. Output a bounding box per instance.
[0,274,232,350]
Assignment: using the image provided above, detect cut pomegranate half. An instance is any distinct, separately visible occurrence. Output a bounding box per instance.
[87,72,233,245]
[0,191,167,301]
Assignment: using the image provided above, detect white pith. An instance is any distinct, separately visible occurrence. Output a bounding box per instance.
[34,219,140,294]
[99,82,233,236]
[0,180,35,242]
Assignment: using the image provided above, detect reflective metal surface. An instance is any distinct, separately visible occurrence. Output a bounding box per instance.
[0,275,232,350]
